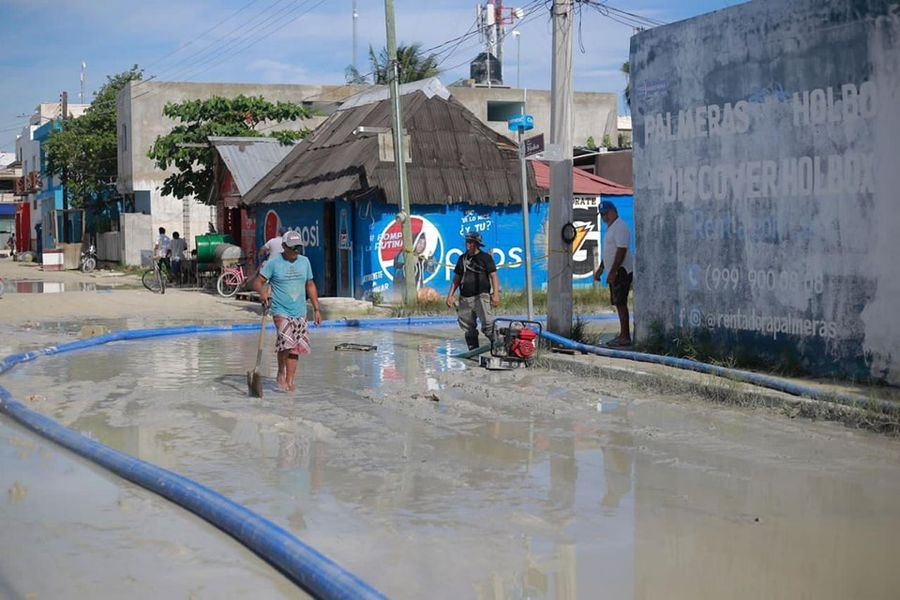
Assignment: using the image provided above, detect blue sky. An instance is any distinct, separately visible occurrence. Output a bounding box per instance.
[0,0,741,151]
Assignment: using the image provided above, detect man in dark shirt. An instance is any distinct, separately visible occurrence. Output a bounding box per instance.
[446,232,501,350]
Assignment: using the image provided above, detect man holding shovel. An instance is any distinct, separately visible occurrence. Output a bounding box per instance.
[252,230,322,393]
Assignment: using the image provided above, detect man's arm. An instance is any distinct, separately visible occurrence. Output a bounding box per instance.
[607,248,627,284]
[252,273,271,306]
[306,280,322,325]
[446,274,461,308]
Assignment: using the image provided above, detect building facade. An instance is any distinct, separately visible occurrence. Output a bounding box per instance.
[631,0,900,383]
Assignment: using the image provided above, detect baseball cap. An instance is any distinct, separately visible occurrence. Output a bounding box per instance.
[598,200,617,214]
[464,232,484,247]
[282,230,303,248]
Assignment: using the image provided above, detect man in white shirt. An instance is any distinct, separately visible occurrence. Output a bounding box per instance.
[170,231,188,282]
[258,226,287,264]
[154,227,172,274]
[594,200,634,347]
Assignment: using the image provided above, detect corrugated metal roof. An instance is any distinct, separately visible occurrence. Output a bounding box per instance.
[208,137,295,196]
[337,77,450,111]
[532,160,633,196]
[243,92,539,208]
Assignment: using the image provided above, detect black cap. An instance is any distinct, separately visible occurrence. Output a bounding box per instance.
[464,232,484,247]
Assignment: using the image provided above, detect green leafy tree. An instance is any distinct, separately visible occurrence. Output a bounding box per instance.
[344,64,369,85]
[621,61,631,109]
[368,43,440,84]
[148,95,315,203]
[45,65,143,211]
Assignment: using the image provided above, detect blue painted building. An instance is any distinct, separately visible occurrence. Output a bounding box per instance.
[244,84,632,299]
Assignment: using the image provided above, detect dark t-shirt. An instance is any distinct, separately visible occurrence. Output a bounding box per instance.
[454,250,497,297]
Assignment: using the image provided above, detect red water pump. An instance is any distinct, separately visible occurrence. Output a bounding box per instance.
[509,327,537,359]
[486,318,542,369]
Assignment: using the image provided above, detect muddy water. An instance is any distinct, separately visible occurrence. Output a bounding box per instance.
[2,326,899,599]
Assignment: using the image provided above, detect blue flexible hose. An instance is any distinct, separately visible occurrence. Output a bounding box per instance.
[0,322,390,600]
[538,330,899,416]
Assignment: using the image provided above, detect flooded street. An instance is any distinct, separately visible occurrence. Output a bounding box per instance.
[2,326,900,599]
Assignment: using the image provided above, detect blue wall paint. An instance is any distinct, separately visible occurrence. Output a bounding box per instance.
[257,195,633,299]
[255,201,326,290]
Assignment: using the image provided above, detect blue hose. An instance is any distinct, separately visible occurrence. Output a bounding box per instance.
[0,322,390,599]
[538,330,899,416]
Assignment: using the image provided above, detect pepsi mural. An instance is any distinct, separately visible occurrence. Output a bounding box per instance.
[255,195,633,300]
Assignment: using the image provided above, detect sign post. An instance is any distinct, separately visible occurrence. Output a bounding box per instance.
[508,114,535,320]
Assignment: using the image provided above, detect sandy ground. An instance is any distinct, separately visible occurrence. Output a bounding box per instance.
[3,257,900,599]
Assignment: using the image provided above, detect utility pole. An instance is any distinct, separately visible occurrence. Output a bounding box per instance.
[547,0,574,336]
[352,0,358,72]
[517,126,534,320]
[384,0,416,305]
[61,91,70,245]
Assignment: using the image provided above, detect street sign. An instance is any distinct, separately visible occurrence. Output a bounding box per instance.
[507,113,534,132]
[524,133,544,157]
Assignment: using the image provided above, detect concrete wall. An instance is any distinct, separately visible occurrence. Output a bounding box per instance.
[630,0,900,383]
[116,81,368,252]
[119,212,152,267]
[450,86,618,148]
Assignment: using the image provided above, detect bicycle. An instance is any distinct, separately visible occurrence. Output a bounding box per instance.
[142,258,170,294]
[216,262,252,298]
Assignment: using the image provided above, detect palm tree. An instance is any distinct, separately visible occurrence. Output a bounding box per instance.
[369,43,440,84]
[621,61,631,110]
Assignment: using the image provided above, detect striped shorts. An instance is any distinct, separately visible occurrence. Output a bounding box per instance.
[273,315,311,355]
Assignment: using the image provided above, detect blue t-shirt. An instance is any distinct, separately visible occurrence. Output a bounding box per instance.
[260,253,314,318]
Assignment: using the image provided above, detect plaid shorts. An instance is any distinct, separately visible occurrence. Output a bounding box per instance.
[273,315,311,355]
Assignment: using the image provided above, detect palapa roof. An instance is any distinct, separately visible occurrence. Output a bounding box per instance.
[242,90,540,207]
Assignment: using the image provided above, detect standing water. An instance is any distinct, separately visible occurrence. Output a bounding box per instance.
[2,326,899,599]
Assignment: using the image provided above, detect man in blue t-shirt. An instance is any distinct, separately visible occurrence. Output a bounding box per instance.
[253,230,322,392]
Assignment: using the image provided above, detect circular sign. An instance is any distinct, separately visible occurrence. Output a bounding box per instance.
[264,210,281,243]
[377,215,443,285]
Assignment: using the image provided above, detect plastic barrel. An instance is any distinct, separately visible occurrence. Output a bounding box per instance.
[195,234,232,263]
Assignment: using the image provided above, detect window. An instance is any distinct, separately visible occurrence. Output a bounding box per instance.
[487,100,525,123]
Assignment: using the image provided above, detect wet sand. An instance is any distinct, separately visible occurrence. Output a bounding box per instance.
[2,319,899,599]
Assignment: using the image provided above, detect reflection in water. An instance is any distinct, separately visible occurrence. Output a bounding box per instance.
[2,327,899,599]
[1,279,114,294]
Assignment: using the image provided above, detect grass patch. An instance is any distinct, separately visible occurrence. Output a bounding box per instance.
[388,287,619,318]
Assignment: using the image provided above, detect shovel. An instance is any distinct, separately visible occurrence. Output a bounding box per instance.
[247,302,268,398]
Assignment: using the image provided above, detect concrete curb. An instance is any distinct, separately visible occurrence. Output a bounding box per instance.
[536,352,900,435]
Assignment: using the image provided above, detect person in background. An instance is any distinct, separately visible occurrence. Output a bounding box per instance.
[594,200,634,347]
[154,227,172,274]
[259,226,287,265]
[253,230,321,393]
[170,231,188,283]
[446,232,500,350]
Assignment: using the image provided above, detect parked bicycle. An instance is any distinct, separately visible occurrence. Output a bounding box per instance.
[216,262,252,298]
[142,258,171,294]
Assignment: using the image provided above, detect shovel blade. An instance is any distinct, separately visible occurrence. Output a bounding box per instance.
[247,370,264,398]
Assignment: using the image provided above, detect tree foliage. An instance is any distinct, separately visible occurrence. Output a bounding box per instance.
[621,61,631,109]
[366,43,440,84]
[44,66,143,210]
[147,95,315,203]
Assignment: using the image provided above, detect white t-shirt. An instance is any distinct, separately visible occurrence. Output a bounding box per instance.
[170,237,187,260]
[156,234,171,258]
[264,236,283,258]
[602,217,633,274]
